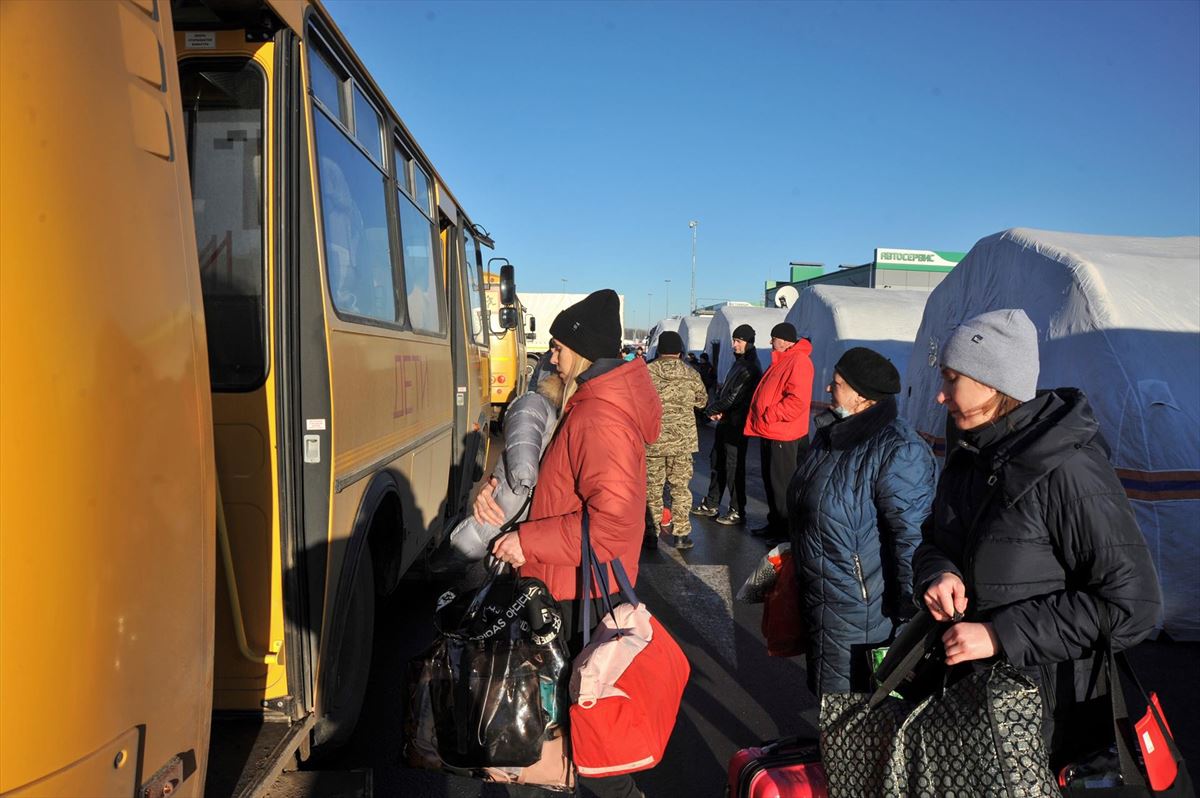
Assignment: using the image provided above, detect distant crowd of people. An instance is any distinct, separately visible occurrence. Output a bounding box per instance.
[478,290,1162,797]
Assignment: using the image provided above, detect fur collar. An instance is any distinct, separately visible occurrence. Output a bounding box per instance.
[819,396,898,451]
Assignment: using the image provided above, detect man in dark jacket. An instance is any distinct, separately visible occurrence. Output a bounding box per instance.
[692,324,762,525]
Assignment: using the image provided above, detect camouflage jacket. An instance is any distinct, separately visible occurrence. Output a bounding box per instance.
[646,357,708,456]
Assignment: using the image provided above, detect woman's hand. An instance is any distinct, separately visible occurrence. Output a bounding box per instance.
[473,477,506,527]
[924,571,968,622]
[491,531,526,567]
[942,622,1001,665]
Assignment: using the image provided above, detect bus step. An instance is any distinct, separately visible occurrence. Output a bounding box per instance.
[263,768,372,798]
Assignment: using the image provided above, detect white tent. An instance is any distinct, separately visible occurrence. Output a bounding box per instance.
[704,306,786,382]
[903,227,1200,640]
[647,316,683,357]
[785,285,929,418]
[678,315,712,356]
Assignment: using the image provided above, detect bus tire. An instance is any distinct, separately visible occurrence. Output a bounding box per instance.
[311,547,374,752]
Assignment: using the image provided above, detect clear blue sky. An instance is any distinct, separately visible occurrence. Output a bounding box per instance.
[326,0,1200,326]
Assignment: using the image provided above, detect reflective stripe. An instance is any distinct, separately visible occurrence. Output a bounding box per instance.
[574,755,656,776]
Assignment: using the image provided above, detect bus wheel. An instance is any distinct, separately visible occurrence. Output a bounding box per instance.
[312,549,375,752]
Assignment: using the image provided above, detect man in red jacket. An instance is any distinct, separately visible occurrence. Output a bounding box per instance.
[743,322,813,542]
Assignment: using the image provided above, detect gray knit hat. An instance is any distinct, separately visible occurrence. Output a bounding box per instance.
[941,309,1040,401]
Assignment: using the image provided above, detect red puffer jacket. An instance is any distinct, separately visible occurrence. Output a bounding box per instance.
[517,359,662,601]
[743,339,814,441]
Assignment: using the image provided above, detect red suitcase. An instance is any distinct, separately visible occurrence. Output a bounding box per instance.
[726,736,827,798]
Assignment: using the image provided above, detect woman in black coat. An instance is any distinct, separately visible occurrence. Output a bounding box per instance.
[789,348,935,696]
[913,308,1161,768]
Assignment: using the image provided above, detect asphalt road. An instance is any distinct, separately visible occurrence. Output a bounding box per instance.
[320,423,1199,797]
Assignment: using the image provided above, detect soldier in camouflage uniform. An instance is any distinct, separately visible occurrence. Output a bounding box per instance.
[645,331,708,550]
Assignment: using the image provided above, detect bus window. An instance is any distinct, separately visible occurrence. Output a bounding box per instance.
[352,86,383,165]
[308,44,343,119]
[412,162,433,217]
[394,143,413,196]
[313,111,400,325]
[463,228,485,344]
[180,59,266,390]
[398,192,443,333]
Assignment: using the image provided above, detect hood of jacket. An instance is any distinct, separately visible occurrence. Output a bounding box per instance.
[961,388,1101,506]
[771,337,812,366]
[569,357,662,446]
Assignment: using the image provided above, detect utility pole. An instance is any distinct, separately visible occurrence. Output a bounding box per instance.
[688,220,698,313]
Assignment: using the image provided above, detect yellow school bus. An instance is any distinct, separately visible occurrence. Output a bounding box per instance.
[0,1,516,796]
[484,268,529,409]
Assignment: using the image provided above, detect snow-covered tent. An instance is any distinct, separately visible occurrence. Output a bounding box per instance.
[785,285,929,419]
[704,306,786,382]
[647,316,682,357]
[903,228,1200,640]
[678,315,712,356]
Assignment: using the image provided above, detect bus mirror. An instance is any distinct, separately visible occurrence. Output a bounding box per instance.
[528,316,536,333]
[499,263,516,306]
[498,306,518,330]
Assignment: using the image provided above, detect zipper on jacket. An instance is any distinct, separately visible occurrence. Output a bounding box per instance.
[851,553,869,601]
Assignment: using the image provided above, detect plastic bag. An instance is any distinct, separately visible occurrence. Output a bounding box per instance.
[427,561,570,768]
[736,542,790,603]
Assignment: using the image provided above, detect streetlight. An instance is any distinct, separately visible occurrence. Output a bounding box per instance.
[688,220,698,313]
[561,277,567,291]
[664,279,671,318]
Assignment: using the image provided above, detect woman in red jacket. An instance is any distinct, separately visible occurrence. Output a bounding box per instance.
[475,289,661,798]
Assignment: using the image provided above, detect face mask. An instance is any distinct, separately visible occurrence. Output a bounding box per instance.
[831,406,852,419]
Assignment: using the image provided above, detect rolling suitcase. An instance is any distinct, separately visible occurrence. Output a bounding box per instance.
[726,736,827,798]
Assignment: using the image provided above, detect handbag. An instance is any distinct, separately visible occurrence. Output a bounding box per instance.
[819,610,1058,798]
[761,546,807,657]
[1057,604,1195,796]
[426,558,571,768]
[567,511,691,778]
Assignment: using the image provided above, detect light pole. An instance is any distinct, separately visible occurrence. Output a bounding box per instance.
[561,277,567,291]
[688,220,698,313]
[664,279,671,317]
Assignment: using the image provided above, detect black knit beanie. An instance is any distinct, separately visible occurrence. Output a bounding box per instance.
[770,322,798,343]
[657,331,684,355]
[732,324,756,343]
[549,289,622,362]
[834,347,901,400]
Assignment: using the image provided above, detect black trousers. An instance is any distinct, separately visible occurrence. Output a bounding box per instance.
[759,435,808,533]
[557,595,642,798]
[704,424,749,513]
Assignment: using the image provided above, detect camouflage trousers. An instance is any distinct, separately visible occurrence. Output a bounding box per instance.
[646,454,695,537]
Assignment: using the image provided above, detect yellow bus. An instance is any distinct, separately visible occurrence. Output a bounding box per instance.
[484,267,529,410]
[0,1,517,796]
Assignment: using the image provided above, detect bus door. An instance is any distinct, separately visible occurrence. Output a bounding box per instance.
[442,212,489,518]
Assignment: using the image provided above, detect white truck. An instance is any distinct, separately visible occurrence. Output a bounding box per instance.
[521,291,626,374]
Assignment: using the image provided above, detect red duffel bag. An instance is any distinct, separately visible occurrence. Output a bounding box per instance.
[568,513,690,778]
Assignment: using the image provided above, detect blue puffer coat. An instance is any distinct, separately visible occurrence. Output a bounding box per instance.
[787,397,936,695]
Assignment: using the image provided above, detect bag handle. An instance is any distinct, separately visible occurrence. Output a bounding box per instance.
[580,509,639,646]
[1097,603,1186,787]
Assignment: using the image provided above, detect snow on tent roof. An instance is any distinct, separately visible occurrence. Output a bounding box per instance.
[903,227,1200,640]
[678,315,712,355]
[785,285,929,418]
[703,306,786,382]
[647,316,682,357]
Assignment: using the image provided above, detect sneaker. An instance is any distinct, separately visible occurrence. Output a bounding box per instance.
[671,534,694,550]
[690,502,718,518]
[715,509,743,526]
